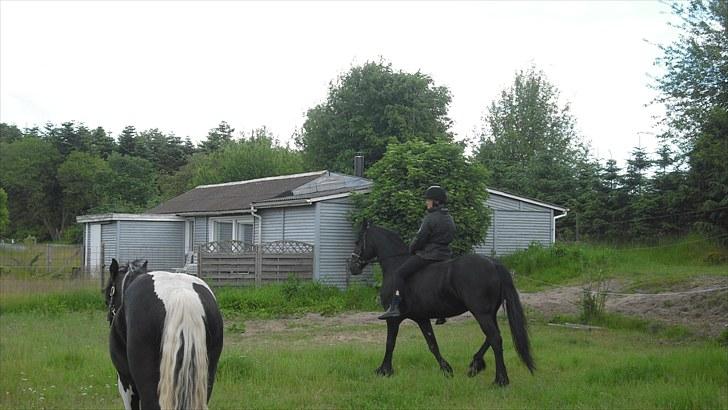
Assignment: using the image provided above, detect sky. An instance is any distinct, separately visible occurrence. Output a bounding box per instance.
[0,1,679,166]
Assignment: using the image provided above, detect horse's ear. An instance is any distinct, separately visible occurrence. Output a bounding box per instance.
[110,259,119,277]
[142,260,148,273]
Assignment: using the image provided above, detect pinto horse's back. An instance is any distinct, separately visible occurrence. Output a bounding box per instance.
[124,272,223,410]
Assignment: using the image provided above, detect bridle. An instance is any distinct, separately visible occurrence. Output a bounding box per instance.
[350,227,409,268]
[107,267,130,326]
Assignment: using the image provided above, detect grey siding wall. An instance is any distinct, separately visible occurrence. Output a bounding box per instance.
[101,222,117,269]
[117,220,185,271]
[474,193,555,256]
[194,216,208,246]
[259,206,316,243]
[316,199,372,288]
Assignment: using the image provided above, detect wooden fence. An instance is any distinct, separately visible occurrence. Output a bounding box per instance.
[197,240,314,286]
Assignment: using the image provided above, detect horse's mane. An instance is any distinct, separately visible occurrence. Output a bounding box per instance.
[371,225,409,254]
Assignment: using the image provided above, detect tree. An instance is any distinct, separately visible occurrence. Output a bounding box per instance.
[57,151,113,219]
[297,61,453,172]
[117,125,138,156]
[354,140,490,256]
[0,137,63,240]
[655,0,728,138]
[160,127,306,199]
[654,0,727,239]
[0,123,23,144]
[475,67,592,237]
[0,188,8,236]
[102,153,159,212]
[199,121,235,153]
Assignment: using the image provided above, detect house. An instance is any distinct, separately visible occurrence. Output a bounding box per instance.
[77,170,567,288]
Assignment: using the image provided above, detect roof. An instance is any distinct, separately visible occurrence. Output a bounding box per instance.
[487,188,568,213]
[76,213,185,223]
[148,171,327,215]
[147,171,374,215]
[252,185,372,208]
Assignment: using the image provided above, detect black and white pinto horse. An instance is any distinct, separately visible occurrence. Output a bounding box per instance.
[105,259,223,410]
[349,222,534,385]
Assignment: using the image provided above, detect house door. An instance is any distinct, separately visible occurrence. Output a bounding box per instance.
[88,224,102,276]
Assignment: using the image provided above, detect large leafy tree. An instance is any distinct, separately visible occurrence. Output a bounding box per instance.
[297,61,453,172]
[475,67,594,238]
[354,140,490,256]
[0,137,63,240]
[655,0,728,239]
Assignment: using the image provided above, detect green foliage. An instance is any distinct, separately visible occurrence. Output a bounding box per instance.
[0,188,8,235]
[0,137,63,240]
[297,60,453,172]
[655,0,728,136]
[162,128,306,197]
[57,152,113,218]
[199,121,235,153]
[353,140,490,256]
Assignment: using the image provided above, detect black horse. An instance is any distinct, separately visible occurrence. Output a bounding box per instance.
[105,259,224,409]
[349,221,534,385]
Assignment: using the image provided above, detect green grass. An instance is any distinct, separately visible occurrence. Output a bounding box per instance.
[0,279,380,318]
[1,310,726,409]
[502,234,728,292]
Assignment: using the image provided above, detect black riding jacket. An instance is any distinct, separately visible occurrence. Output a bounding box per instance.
[409,205,456,261]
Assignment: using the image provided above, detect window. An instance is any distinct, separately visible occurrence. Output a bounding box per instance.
[236,222,253,245]
[214,221,233,242]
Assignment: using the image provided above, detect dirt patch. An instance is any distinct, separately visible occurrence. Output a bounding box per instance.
[520,276,728,337]
[232,277,728,338]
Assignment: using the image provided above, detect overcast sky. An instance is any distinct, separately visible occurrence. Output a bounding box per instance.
[1,1,678,165]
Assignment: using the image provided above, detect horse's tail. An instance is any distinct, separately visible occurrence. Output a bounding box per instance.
[158,289,209,410]
[497,263,535,374]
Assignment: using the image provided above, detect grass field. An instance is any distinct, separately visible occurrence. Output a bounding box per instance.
[1,236,726,409]
[1,309,726,409]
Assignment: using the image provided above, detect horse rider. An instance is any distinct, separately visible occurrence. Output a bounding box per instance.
[379,185,456,320]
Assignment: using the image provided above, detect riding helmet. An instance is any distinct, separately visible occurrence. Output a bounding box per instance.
[424,185,447,204]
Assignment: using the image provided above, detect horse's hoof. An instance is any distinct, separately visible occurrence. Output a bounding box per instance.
[440,362,454,377]
[467,359,486,377]
[375,366,394,377]
[493,376,510,387]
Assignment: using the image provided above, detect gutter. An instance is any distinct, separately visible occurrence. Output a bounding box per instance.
[552,210,569,243]
[250,205,262,246]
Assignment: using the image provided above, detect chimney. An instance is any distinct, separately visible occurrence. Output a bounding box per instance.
[353,154,364,177]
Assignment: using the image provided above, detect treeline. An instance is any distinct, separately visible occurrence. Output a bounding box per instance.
[0,122,304,241]
[0,0,725,246]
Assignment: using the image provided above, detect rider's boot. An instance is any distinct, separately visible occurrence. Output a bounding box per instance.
[378,291,402,320]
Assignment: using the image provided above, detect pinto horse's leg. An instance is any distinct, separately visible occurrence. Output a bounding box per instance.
[376,319,401,376]
[415,319,453,377]
[473,312,509,386]
[468,340,490,377]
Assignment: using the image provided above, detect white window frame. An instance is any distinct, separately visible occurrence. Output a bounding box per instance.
[208,216,254,243]
[184,219,195,254]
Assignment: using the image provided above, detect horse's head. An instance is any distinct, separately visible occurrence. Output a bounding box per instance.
[104,258,148,324]
[349,219,377,275]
